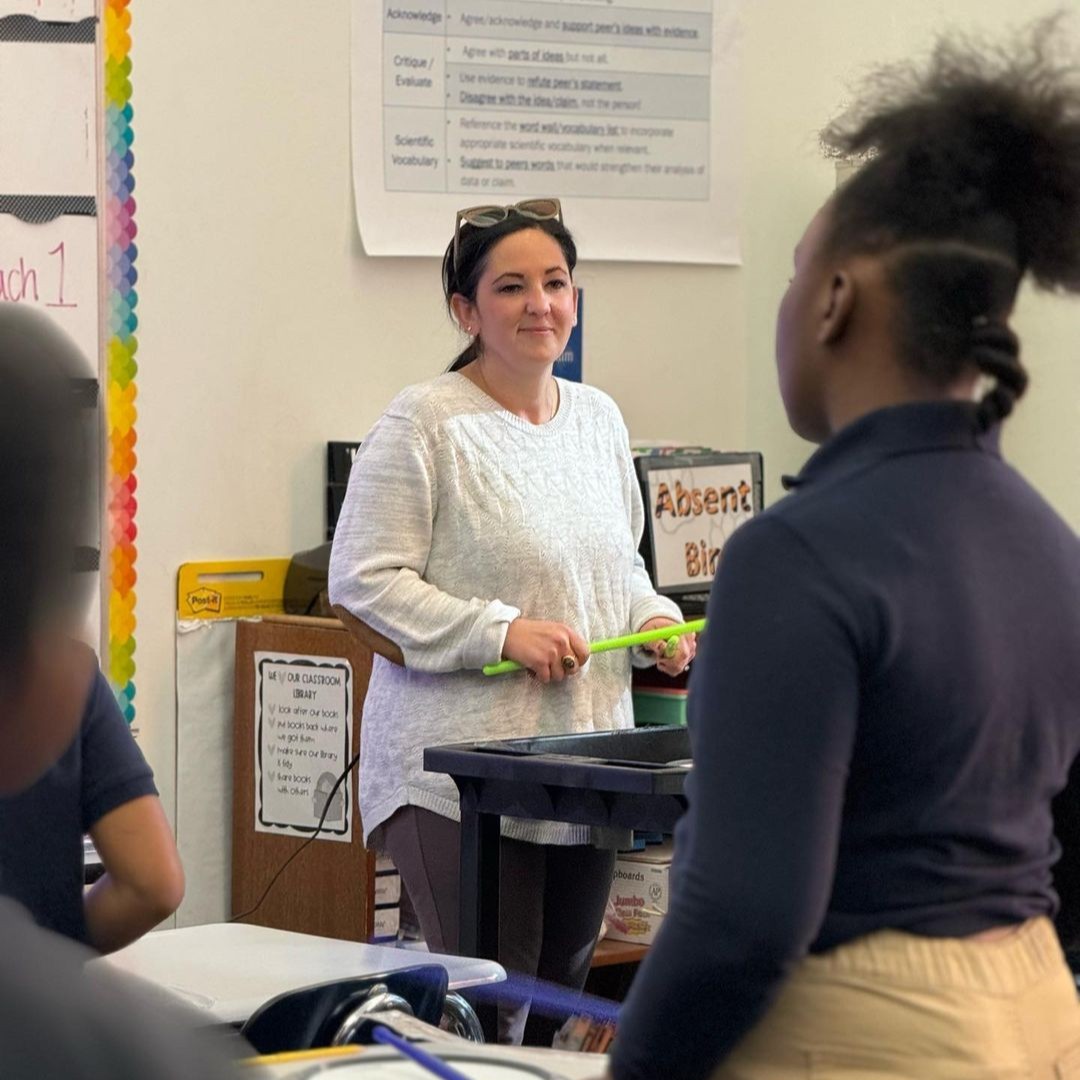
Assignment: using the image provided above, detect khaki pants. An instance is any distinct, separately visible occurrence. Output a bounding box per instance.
[715,918,1080,1080]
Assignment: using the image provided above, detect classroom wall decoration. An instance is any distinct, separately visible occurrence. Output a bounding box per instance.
[0,13,97,347]
[252,652,355,844]
[352,0,744,264]
[0,0,141,729]
[103,0,139,727]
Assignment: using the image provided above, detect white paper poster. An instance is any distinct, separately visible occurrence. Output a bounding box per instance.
[645,461,755,590]
[253,652,354,843]
[0,212,98,359]
[0,2,94,17]
[0,38,95,195]
[352,0,742,263]
[0,12,103,662]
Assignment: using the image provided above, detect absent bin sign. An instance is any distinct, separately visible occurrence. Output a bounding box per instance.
[644,459,757,591]
[254,651,353,842]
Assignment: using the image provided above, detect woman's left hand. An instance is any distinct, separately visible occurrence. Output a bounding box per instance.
[639,616,696,677]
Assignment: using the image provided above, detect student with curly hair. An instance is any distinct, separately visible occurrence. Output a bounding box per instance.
[612,22,1080,1080]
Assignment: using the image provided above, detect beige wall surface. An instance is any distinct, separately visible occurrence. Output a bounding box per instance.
[740,1,1080,513]
[131,2,1080,821]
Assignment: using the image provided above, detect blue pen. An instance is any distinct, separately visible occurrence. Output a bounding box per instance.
[371,1025,474,1080]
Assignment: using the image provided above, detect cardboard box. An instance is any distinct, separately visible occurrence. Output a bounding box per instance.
[230,616,378,943]
[374,871,402,906]
[606,841,673,945]
[372,855,401,943]
[373,905,400,941]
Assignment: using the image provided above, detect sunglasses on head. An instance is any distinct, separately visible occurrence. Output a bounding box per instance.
[453,198,563,272]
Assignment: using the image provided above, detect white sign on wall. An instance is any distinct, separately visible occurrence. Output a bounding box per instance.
[645,460,755,590]
[0,13,103,654]
[0,212,98,360]
[253,651,354,843]
[0,2,95,18]
[352,0,743,263]
[0,38,96,195]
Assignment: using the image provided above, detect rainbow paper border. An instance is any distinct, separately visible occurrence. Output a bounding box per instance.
[103,0,138,723]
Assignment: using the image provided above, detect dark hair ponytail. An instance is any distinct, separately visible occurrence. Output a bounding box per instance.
[448,338,481,373]
[821,16,1080,423]
[440,212,577,373]
[971,318,1027,430]
[884,240,1023,429]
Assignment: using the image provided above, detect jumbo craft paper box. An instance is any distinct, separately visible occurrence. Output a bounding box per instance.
[606,841,674,945]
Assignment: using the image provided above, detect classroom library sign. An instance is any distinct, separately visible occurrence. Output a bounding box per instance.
[254,652,354,843]
[353,1,742,263]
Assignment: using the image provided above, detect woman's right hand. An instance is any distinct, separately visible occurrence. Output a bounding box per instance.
[502,619,590,683]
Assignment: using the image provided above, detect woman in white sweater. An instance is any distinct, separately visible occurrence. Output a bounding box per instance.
[328,198,694,1044]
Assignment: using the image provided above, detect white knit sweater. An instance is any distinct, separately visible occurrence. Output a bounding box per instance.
[328,372,683,846]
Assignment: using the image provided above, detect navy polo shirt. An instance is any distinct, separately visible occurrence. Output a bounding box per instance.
[613,401,1080,1080]
[0,666,157,945]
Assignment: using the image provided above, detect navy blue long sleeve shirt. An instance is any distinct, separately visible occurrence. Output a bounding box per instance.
[612,401,1080,1080]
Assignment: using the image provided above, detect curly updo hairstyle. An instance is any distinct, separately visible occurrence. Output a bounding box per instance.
[821,17,1080,429]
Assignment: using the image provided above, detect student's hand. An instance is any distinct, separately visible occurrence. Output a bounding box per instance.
[639,616,695,676]
[502,619,590,683]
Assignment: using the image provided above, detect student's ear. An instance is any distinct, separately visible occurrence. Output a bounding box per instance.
[0,636,93,796]
[818,270,856,346]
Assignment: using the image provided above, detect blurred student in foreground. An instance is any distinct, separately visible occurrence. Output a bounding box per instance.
[0,305,238,1077]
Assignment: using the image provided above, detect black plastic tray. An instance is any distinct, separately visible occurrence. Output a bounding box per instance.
[425,726,691,798]
[472,726,689,768]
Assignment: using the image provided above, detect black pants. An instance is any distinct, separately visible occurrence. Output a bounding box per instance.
[381,806,615,1046]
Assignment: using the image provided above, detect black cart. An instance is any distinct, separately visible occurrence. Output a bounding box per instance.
[424,726,691,961]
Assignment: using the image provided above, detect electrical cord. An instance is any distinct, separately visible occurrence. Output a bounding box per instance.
[229,748,360,924]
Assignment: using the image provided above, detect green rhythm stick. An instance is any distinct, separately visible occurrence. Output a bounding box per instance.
[483,618,707,676]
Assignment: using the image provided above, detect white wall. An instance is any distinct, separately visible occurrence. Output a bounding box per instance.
[131,1,1080,825]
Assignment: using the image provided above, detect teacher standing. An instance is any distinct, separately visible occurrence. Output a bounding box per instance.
[329,198,693,1044]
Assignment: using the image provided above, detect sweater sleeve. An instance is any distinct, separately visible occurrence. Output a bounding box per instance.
[328,411,520,673]
[610,516,859,1080]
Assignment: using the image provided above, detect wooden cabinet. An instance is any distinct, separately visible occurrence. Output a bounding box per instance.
[231,615,384,941]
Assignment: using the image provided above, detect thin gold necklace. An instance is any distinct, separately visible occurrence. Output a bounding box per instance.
[474,362,557,424]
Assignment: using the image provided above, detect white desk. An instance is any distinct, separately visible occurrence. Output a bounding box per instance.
[94,923,505,1025]
[82,835,103,883]
[261,1045,606,1079]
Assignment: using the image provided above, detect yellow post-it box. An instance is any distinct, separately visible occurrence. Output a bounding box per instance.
[177,558,292,620]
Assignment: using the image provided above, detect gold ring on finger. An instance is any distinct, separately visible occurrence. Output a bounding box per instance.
[561,655,578,672]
